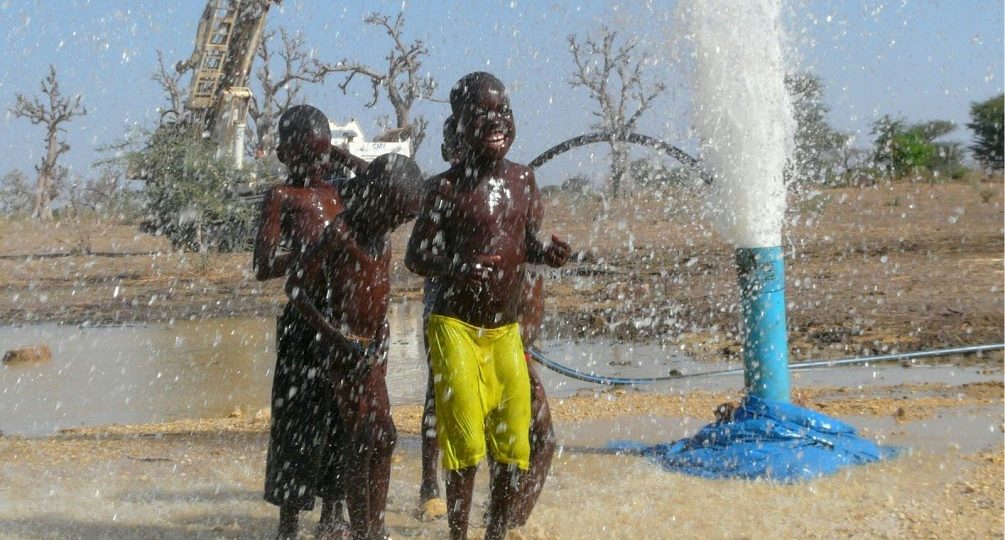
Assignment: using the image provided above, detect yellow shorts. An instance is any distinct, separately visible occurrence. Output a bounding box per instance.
[427,314,531,471]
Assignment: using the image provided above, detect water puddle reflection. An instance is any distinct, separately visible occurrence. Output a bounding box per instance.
[2,301,996,437]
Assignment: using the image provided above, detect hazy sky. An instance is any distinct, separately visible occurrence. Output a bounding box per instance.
[0,0,1001,185]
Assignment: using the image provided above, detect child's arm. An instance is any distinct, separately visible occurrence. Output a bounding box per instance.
[519,272,545,346]
[523,170,572,268]
[284,219,374,363]
[405,177,500,282]
[330,145,369,177]
[252,189,293,281]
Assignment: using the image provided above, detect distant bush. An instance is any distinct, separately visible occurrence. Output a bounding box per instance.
[130,124,258,252]
[871,116,965,179]
[967,94,1004,172]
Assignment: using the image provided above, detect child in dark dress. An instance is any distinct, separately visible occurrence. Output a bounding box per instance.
[287,153,423,539]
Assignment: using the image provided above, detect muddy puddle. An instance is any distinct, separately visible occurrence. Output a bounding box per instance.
[0,301,705,436]
[1,300,999,437]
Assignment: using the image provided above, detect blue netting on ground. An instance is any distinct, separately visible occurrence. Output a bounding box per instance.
[610,396,900,483]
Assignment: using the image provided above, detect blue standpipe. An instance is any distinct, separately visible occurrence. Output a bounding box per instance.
[735,246,790,402]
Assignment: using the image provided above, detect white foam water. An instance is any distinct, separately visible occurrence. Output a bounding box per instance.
[678,0,795,248]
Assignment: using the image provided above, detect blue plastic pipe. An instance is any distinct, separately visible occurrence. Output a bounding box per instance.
[735,246,790,402]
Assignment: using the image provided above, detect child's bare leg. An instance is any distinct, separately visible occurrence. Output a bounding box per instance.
[329,376,372,540]
[317,498,350,539]
[318,411,350,536]
[420,331,441,503]
[367,376,397,534]
[486,462,525,540]
[277,504,298,540]
[511,365,555,527]
[344,449,371,538]
[445,467,477,540]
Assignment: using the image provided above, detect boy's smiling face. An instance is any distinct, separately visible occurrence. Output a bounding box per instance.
[458,80,515,162]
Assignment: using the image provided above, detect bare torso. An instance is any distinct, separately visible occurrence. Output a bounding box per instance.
[428,159,537,327]
[308,231,391,341]
[253,181,344,282]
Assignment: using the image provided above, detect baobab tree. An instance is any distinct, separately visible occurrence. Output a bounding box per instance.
[568,26,664,197]
[249,28,334,157]
[152,50,187,123]
[10,64,87,220]
[318,12,437,152]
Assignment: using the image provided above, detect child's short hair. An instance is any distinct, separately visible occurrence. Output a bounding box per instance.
[449,72,505,116]
[277,105,331,148]
[343,153,423,222]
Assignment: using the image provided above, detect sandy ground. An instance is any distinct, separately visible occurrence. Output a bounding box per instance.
[1,180,1003,538]
[1,377,1002,539]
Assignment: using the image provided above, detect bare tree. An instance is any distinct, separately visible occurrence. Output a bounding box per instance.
[10,64,87,220]
[317,12,437,152]
[568,27,664,197]
[249,28,333,157]
[152,50,187,123]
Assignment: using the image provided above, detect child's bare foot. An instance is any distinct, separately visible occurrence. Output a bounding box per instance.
[714,401,740,422]
[314,520,352,540]
[419,479,440,503]
[418,497,447,521]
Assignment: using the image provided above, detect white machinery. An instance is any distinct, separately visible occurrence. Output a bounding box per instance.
[330,119,412,164]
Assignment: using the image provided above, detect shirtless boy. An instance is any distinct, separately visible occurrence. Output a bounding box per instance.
[287,152,423,540]
[406,72,571,540]
[417,115,463,509]
[418,116,557,530]
[254,104,366,539]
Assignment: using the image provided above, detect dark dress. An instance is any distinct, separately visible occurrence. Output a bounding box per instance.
[263,303,345,510]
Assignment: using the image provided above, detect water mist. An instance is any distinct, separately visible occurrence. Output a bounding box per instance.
[680,0,795,401]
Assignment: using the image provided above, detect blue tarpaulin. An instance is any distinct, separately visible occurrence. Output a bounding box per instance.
[611,396,899,483]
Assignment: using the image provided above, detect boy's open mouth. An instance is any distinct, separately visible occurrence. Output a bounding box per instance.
[482,129,509,149]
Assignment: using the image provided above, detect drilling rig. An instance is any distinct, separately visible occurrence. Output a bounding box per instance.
[134,0,278,251]
[140,0,411,250]
[177,0,279,169]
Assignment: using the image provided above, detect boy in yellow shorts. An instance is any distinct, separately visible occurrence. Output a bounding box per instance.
[406,72,571,540]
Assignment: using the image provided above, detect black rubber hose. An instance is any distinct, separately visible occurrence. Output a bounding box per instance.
[527,131,713,185]
[527,343,1004,387]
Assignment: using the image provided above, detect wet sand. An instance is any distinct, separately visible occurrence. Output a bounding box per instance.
[0,182,1001,537]
[2,374,1001,539]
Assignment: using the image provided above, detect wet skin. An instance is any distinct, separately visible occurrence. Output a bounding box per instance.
[253,136,343,279]
[253,126,364,540]
[406,75,571,540]
[252,138,365,282]
[406,84,571,328]
[285,188,416,540]
[420,274,556,529]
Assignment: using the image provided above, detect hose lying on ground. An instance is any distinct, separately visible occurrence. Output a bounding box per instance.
[526,343,1005,387]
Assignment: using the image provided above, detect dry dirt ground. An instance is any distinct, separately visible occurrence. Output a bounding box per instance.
[1,180,1001,361]
[0,180,1002,538]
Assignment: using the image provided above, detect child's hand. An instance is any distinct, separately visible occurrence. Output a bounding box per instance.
[543,235,572,268]
[455,254,502,284]
[368,321,390,365]
[345,322,389,382]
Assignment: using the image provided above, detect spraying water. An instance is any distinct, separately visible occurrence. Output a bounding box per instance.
[679,0,795,248]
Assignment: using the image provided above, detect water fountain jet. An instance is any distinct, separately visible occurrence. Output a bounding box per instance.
[685,0,795,402]
[605,0,899,482]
